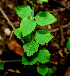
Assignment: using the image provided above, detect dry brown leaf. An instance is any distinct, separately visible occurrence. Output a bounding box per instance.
[64,70,70,76]
[8,40,24,56]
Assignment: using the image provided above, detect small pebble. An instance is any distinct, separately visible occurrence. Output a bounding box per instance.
[37,1,43,4]
[47,25,51,29]
[4,28,11,35]
[7,4,14,9]
[16,69,21,73]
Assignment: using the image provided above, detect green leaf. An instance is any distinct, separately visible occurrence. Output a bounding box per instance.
[0,64,4,70]
[45,68,52,76]
[13,28,32,41]
[20,19,36,37]
[35,11,57,26]
[13,28,23,40]
[37,65,48,76]
[66,39,70,52]
[39,0,48,2]
[34,29,54,45]
[15,5,32,18]
[23,40,39,56]
[22,53,37,65]
[37,48,51,63]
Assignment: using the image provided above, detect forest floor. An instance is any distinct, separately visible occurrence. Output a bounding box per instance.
[0,0,70,76]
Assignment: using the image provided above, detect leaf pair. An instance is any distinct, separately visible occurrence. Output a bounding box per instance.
[15,5,57,26]
[22,48,51,65]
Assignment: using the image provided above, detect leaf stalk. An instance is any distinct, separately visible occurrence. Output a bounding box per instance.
[32,0,35,19]
[32,0,35,40]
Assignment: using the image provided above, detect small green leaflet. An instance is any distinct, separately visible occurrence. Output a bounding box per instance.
[0,64,4,70]
[37,65,48,76]
[45,68,53,76]
[20,19,36,37]
[22,53,37,65]
[15,5,32,18]
[37,49,51,63]
[39,0,48,2]
[23,40,39,56]
[34,29,54,45]
[35,11,57,26]
[66,39,70,52]
[13,28,23,40]
[13,28,32,41]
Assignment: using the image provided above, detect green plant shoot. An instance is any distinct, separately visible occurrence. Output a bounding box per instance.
[13,0,57,76]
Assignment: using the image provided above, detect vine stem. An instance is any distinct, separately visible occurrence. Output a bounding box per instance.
[32,0,35,19]
[0,60,22,63]
[32,0,35,40]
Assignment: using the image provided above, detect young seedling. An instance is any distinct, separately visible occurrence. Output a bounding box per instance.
[0,0,59,76]
[13,0,57,75]
[0,0,70,75]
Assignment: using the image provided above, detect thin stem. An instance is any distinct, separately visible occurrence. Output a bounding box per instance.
[32,0,35,19]
[0,60,22,63]
[32,32,33,40]
[32,0,35,40]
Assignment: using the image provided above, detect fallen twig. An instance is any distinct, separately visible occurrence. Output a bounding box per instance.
[0,7,15,30]
[60,26,65,46]
[49,22,70,33]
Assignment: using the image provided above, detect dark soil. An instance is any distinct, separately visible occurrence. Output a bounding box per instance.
[0,0,70,76]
